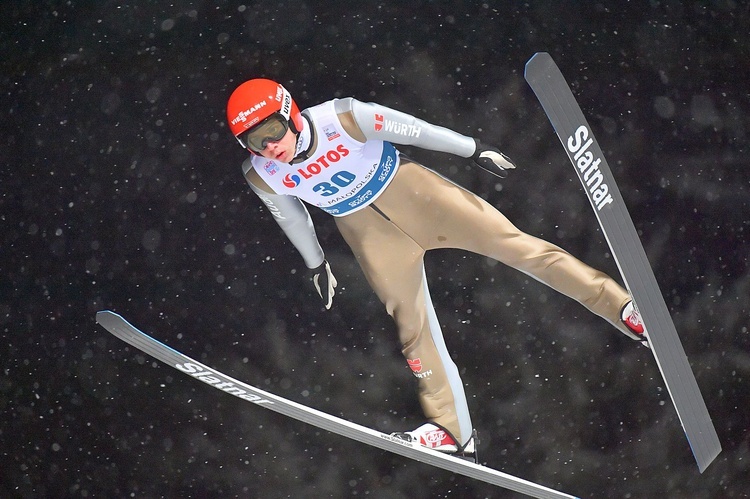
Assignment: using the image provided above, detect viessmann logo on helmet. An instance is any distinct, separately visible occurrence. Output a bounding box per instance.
[282,145,350,188]
[230,101,267,126]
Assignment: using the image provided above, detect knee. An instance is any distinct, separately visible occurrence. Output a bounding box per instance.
[486,232,560,269]
[385,299,427,349]
[397,314,427,349]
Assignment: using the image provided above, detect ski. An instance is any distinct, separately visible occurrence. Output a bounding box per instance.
[96,310,578,499]
[523,52,721,473]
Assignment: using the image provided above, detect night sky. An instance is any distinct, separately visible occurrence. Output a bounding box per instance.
[3,1,749,497]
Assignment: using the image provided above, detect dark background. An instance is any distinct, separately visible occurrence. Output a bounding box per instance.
[3,1,748,497]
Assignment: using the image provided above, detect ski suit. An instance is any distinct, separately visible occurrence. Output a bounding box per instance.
[242,97,632,446]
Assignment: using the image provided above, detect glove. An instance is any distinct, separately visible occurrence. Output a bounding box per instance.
[312,259,337,310]
[471,139,516,178]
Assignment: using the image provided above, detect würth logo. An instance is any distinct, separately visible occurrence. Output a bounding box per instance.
[373,113,421,137]
[407,358,422,373]
[408,358,432,378]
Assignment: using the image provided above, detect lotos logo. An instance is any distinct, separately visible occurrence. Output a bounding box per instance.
[283,173,301,188]
[374,113,384,131]
[407,358,422,373]
[281,144,350,188]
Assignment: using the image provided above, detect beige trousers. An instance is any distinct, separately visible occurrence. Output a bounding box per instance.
[335,160,631,445]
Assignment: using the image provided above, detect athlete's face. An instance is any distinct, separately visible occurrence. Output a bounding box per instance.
[257,128,296,163]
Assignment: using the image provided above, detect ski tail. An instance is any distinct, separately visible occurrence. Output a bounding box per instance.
[524,52,721,473]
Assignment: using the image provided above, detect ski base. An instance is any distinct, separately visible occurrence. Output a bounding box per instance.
[96,310,578,499]
[524,52,721,473]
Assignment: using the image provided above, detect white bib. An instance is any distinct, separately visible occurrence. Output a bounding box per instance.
[251,100,400,216]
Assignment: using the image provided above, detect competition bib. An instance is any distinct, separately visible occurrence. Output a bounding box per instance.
[251,100,400,216]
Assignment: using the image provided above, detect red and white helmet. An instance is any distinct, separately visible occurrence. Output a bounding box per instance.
[226,78,303,150]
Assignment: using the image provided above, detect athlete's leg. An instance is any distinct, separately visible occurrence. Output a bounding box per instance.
[375,161,632,334]
[335,206,473,444]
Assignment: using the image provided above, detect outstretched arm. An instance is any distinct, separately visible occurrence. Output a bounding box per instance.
[334,97,515,176]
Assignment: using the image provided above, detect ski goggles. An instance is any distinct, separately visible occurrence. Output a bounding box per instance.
[237,113,289,153]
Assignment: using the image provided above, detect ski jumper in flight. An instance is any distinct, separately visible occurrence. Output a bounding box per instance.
[226,79,647,460]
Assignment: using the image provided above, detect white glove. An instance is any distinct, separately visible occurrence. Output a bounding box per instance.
[312,259,337,310]
[471,139,516,178]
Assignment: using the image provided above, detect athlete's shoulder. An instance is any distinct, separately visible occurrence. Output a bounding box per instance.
[301,99,341,127]
[300,98,365,142]
[302,98,338,114]
[243,158,279,194]
[242,155,256,175]
[329,98,369,141]
[332,97,355,114]
[303,97,371,116]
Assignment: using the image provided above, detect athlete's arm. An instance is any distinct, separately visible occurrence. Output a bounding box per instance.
[334,97,476,156]
[334,97,515,176]
[243,161,324,269]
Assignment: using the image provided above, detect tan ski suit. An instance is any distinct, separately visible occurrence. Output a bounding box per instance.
[244,97,632,446]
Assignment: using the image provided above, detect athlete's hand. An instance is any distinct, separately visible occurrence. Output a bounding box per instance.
[471,139,516,178]
[312,259,337,310]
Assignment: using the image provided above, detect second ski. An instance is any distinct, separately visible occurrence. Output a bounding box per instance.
[524,52,721,473]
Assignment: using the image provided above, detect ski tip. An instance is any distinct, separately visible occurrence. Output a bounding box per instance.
[523,52,554,79]
[96,310,118,324]
[525,52,551,65]
[527,51,550,60]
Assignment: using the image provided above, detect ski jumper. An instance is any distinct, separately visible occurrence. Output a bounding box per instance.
[243,98,633,446]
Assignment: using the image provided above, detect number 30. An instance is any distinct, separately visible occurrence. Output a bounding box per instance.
[313,171,356,196]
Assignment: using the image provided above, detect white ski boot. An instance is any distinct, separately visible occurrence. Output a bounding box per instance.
[391,423,478,462]
[621,301,649,344]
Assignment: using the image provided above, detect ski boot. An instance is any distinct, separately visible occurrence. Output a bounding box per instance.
[621,301,649,346]
[391,423,478,463]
